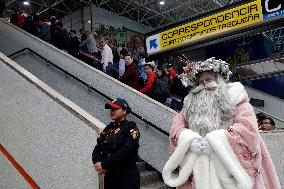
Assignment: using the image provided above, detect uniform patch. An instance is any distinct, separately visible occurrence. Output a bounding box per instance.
[130,129,139,140]
[114,128,121,134]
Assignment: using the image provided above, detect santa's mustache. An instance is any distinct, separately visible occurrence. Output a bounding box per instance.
[191,81,218,94]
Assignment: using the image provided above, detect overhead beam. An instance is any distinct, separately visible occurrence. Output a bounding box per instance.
[62,2,73,13]
[121,0,176,23]
[35,0,67,15]
[212,0,224,7]
[118,1,143,16]
[171,0,228,24]
[118,1,133,15]
[37,0,53,15]
[122,0,159,16]
[175,0,199,14]
[104,1,119,14]
[97,0,112,7]
[119,0,178,27]
[213,0,234,7]
[5,0,17,6]
[139,1,196,22]
[30,0,68,15]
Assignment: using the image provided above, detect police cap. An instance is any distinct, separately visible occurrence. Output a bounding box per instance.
[105,98,131,113]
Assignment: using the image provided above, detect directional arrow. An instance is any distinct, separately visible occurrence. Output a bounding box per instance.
[150,39,158,49]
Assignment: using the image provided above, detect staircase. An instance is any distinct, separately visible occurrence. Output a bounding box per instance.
[138,162,170,189]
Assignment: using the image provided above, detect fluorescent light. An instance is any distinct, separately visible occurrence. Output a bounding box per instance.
[160,1,165,5]
[23,1,30,6]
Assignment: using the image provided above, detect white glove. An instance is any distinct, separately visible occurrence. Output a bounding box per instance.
[199,138,212,156]
[190,138,203,155]
[189,138,212,155]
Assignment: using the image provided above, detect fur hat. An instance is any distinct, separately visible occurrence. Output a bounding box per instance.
[185,57,232,85]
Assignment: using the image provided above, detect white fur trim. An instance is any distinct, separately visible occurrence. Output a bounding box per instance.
[162,129,200,187]
[194,155,210,189]
[163,128,253,188]
[207,130,253,189]
[227,82,247,106]
[209,157,224,189]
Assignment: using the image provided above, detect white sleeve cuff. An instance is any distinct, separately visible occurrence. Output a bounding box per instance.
[162,129,200,187]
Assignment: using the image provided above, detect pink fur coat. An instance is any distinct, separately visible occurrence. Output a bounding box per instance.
[168,82,280,189]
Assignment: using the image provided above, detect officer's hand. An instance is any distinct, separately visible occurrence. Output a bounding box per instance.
[98,169,107,174]
[94,162,103,171]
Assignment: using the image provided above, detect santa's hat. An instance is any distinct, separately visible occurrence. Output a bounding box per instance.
[185,57,232,84]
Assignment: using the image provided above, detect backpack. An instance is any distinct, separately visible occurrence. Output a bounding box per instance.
[169,77,189,98]
[151,75,169,97]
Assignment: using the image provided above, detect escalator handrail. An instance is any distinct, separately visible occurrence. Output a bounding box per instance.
[9,48,284,134]
[235,52,284,68]
[8,48,170,136]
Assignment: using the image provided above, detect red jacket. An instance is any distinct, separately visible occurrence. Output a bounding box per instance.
[168,70,177,79]
[16,15,26,27]
[120,64,142,90]
[140,72,156,94]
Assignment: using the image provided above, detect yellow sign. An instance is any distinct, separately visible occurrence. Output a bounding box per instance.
[146,0,263,54]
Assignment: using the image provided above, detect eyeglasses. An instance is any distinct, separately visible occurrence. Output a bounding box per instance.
[261,121,272,125]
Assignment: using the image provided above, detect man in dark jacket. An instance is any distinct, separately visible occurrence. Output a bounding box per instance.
[50,16,58,38]
[51,22,68,50]
[38,20,51,43]
[79,28,88,42]
[21,15,38,36]
[120,54,142,90]
[92,98,140,189]
[151,68,169,103]
[10,9,19,25]
[67,30,80,58]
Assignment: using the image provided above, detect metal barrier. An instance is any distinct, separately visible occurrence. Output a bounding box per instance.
[8,48,170,137]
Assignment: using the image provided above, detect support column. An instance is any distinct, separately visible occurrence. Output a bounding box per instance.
[89,1,93,32]
[80,1,85,30]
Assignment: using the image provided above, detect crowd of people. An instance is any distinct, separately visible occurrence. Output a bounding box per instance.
[9,10,74,51]
[8,10,189,110]
[7,10,282,119]
[119,53,189,109]
[2,4,282,189]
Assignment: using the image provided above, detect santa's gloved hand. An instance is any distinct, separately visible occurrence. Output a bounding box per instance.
[199,138,212,156]
[189,138,212,155]
[189,138,203,155]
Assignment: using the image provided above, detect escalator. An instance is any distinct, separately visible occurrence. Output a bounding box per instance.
[0,54,101,188]
[7,47,172,172]
[0,29,171,189]
[1,53,168,188]
[234,55,284,127]
[0,18,174,175]
[1,18,284,187]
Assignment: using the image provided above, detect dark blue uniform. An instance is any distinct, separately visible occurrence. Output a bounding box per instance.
[92,120,140,189]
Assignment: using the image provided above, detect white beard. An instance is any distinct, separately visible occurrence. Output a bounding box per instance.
[183,77,234,137]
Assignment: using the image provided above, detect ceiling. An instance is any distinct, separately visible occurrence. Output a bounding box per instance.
[4,0,242,30]
[95,0,242,29]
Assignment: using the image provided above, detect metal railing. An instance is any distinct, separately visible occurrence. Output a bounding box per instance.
[9,48,283,135]
[8,48,170,137]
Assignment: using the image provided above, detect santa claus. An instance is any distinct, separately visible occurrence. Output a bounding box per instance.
[162,58,280,189]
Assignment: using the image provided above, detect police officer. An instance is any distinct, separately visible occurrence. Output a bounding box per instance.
[92,98,140,189]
